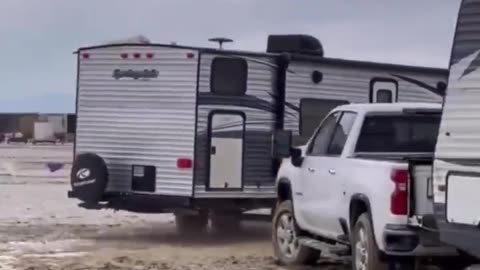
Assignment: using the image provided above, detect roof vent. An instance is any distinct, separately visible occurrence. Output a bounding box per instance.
[102,34,151,45]
[208,37,233,50]
[267,34,323,57]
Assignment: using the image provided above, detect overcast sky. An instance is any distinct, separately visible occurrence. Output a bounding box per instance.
[0,0,461,112]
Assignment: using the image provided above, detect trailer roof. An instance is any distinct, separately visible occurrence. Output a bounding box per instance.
[76,43,448,76]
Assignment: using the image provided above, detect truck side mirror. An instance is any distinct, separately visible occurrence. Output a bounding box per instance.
[290,148,304,167]
[272,130,292,159]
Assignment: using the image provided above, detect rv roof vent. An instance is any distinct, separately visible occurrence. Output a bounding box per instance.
[208,37,233,50]
[267,34,323,57]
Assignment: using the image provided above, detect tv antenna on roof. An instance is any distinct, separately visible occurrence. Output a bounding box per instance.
[208,37,233,50]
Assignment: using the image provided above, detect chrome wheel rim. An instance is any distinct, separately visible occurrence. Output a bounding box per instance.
[276,212,300,259]
[355,227,368,270]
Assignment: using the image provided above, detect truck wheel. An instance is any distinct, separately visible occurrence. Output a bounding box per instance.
[352,213,388,270]
[272,200,320,266]
[175,213,208,235]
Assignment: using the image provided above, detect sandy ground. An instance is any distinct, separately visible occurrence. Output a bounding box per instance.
[0,144,466,270]
[0,181,353,270]
[0,145,351,270]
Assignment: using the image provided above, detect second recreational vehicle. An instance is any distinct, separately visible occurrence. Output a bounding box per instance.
[68,34,448,232]
[433,0,480,260]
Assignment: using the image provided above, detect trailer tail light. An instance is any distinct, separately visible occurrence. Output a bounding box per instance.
[391,169,409,215]
[177,158,193,169]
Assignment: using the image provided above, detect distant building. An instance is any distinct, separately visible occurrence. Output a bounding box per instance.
[0,113,75,140]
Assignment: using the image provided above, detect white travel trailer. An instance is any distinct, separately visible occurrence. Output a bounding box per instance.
[68,34,448,232]
[433,0,480,260]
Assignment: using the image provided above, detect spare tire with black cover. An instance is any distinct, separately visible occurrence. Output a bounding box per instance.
[70,153,109,203]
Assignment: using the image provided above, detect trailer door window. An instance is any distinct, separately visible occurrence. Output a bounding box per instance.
[211,57,247,96]
[299,98,349,145]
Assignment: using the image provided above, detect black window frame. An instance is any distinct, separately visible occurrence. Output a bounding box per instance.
[210,57,248,96]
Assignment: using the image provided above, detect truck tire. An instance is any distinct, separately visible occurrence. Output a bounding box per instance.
[352,213,388,270]
[272,200,320,266]
[175,213,208,235]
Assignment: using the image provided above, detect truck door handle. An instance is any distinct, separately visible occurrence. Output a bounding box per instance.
[328,169,336,175]
[308,167,315,173]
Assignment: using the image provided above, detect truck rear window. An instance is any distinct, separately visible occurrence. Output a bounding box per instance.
[355,114,441,153]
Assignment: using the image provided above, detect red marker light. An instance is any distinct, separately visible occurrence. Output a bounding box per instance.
[187,53,195,59]
[82,53,90,59]
[133,53,141,59]
[177,158,193,169]
[121,53,128,59]
[146,53,154,59]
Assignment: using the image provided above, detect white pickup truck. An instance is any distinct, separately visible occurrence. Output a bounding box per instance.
[271,103,467,270]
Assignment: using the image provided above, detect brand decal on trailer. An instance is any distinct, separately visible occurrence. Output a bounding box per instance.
[112,69,159,80]
[76,168,91,180]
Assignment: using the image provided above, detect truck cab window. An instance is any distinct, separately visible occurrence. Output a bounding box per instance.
[210,57,248,96]
[327,112,357,155]
[308,112,339,156]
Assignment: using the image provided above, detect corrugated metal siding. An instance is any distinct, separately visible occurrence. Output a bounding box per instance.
[433,0,480,203]
[435,0,480,160]
[284,61,445,136]
[76,46,198,196]
[194,53,277,198]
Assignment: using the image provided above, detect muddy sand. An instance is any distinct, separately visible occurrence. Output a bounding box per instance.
[0,180,351,270]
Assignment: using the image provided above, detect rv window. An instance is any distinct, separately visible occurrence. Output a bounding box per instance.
[376,89,393,103]
[210,57,247,96]
[298,98,349,145]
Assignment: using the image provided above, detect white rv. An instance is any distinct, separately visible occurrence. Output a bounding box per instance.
[433,0,480,260]
[68,34,448,232]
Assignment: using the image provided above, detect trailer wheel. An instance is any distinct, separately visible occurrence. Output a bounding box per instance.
[210,212,242,234]
[175,213,208,235]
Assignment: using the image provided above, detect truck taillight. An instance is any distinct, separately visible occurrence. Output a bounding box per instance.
[390,169,409,215]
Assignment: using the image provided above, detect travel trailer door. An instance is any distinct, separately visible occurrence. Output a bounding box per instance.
[433,0,480,259]
[208,112,245,190]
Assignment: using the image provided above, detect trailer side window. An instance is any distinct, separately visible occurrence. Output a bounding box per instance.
[370,78,397,103]
[210,57,248,96]
[376,89,393,103]
[297,98,349,145]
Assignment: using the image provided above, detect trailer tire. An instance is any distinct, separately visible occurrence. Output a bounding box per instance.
[70,153,108,204]
[175,213,208,235]
[210,212,242,234]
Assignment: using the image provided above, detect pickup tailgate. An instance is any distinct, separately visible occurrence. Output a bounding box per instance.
[408,159,436,228]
